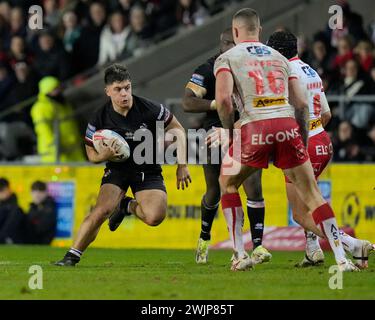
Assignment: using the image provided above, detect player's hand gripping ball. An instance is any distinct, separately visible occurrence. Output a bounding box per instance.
[93,129,130,162]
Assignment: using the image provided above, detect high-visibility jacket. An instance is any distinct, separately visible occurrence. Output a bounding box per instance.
[31,77,85,163]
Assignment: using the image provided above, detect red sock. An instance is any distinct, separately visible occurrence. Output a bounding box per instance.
[312,203,335,236]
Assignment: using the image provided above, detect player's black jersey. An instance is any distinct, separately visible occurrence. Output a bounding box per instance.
[186,55,222,130]
[85,95,173,172]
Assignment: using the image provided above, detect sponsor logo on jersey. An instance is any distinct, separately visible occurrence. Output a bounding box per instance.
[253,97,286,108]
[190,73,204,86]
[309,118,322,130]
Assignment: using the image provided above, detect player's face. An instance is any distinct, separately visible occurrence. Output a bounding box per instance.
[106,80,133,110]
[220,33,235,53]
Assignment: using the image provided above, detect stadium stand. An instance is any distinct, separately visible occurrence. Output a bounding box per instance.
[0,0,374,162]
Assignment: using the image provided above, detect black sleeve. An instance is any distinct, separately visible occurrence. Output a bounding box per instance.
[84,110,101,147]
[186,62,214,98]
[143,98,174,127]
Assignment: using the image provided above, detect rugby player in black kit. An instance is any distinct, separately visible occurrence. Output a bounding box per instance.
[55,64,191,266]
[183,28,271,264]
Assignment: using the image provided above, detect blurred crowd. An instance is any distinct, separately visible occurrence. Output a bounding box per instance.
[0,0,374,162]
[294,1,375,161]
[0,0,234,161]
[0,177,57,245]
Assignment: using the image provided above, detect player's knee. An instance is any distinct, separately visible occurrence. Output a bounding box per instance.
[91,204,113,222]
[144,215,165,227]
[204,189,220,206]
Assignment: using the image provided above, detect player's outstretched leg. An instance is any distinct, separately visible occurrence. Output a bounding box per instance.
[286,182,324,267]
[284,161,359,272]
[219,163,259,271]
[196,164,221,264]
[243,170,272,264]
[54,184,124,266]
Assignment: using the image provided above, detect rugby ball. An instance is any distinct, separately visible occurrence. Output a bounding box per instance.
[93,129,130,162]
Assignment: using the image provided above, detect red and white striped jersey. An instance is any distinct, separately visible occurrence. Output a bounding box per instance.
[288,57,330,137]
[214,41,297,125]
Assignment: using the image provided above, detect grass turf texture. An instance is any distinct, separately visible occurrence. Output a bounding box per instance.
[0,246,374,300]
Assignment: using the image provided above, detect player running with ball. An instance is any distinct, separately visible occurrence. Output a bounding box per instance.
[215,8,358,271]
[267,30,374,269]
[55,64,191,266]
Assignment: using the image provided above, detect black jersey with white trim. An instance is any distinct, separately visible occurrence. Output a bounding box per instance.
[186,55,222,130]
[85,95,173,172]
[187,55,239,130]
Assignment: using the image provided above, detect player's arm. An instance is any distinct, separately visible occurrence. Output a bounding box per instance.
[320,92,332,127]
[182,88,216,112]
[215,70,235,130]
[165,116,192,190]
[289,78,309,146]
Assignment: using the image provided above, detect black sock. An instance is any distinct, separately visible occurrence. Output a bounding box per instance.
[247,199,265,249]
[67,248,82,260]
[200,196,219,241]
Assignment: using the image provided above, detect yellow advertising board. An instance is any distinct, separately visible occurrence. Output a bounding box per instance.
[0,164,374,248]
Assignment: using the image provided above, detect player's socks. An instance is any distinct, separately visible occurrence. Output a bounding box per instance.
[69,248,83,259]
[246,199,265,249]
[54,248,82,266]
[312,203,346,263]
[221,193,246,257]
[108,196,134,231]
[339,230,358,253]
[305,231,321,253]
[199,196,219,241]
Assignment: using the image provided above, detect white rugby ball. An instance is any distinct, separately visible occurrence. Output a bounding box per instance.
[93,129,130,162]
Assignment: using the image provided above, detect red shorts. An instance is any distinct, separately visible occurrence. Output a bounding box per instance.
[285,130,332,183]
[229,118,309,170]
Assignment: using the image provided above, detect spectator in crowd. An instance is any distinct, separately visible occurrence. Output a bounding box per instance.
[332,121,365,162]
[120,5,152,59]
[61,10,81,53]
[97,11,129,66]
[0,177,24,244]
[24,180,57,245]
[175,0,209,30]
[72,1,107,73]
[362,124,375,161]
[33,30,71,80]
[326,0,367,49]
[43,0,61,31]
[9,6,27,39]
[0,1,11,25]
[7,35,33,67]
[309,36,335,81]
[30,76,85,163]
[339,59,375,129]
[354,40,374,73]
[0,62,37,160]
[332,35,354,72]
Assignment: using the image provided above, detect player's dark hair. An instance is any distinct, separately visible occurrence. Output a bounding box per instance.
[0,178,9,191]
[267,30,298,59]
[104,64,131,85]
[233,8,260,32]
[31,180,47,192]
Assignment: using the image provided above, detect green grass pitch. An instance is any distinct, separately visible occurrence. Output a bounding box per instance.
[0,246,374,300]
